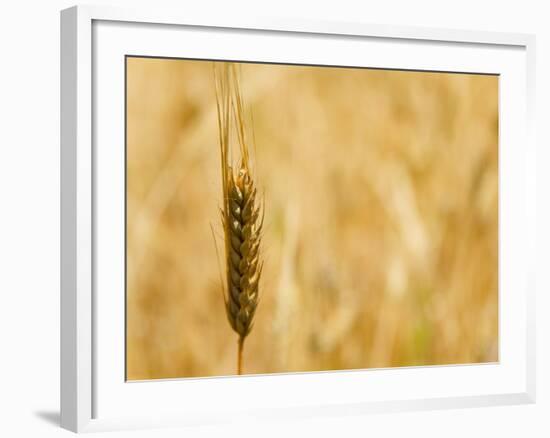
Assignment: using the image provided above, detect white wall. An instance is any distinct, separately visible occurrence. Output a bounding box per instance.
[0,1,547,436]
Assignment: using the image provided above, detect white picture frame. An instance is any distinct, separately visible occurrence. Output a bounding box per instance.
[60,4,536,433]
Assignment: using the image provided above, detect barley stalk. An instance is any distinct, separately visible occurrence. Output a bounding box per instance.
[215,64,264,375]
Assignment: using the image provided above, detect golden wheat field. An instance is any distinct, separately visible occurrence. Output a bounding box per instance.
[125,57,498,380]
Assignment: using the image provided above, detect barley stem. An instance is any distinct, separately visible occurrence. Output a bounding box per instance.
[237,336,244,375]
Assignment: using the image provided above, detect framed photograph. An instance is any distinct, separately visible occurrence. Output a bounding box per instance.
[60,5,536,433]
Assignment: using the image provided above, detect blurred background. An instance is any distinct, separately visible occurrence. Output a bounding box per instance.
[126,57,498,380]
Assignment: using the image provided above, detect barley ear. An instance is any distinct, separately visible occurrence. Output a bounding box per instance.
[215,63,263,375]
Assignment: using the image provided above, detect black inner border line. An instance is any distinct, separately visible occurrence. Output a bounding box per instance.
[124,56,128,382]
[125,54,500,77]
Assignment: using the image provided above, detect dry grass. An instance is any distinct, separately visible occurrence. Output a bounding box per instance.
[126,57,498,380]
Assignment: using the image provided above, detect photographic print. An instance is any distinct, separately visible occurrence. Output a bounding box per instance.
[125,57,498,380]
